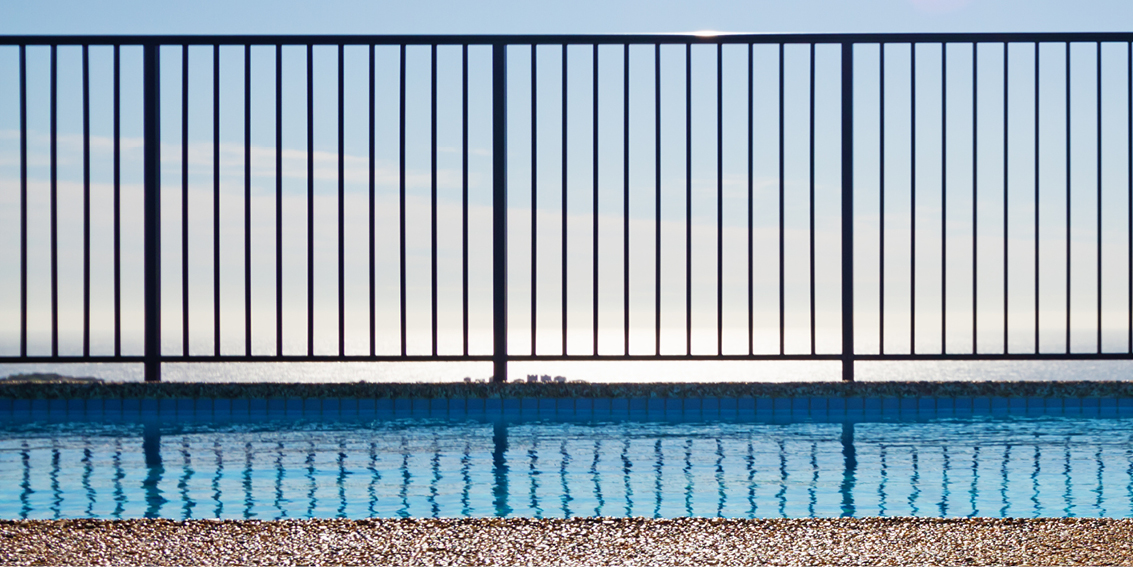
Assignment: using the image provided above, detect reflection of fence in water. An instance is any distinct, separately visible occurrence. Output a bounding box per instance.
[3,418,1132,519]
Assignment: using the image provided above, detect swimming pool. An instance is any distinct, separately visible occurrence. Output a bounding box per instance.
[2,397,1132,520]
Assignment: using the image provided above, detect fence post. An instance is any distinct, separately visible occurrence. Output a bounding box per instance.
[492,44,509,383]
[143,44,161,383]
[841,42,855,383]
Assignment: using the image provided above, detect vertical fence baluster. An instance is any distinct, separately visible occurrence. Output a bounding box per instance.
[624,43,630,357]
[182,46,190,358]
[399,45,407,357]
[655,43,661,356]
[973,42,978,354]
[369,45,376,358]
[246,44,253,357]
[215,44,222,357]
[114,45,122,358]
[19,45,27,358]
[463,44,469,357]
[533,44,539,356]
[593,44,599,357]
[1066,41,1072,354]
[1035,42,1041,353]
[1097,41,1103,354]
[686,43,693,357]
[809,42,817,356]
[144,43,162,381]
[942,43,948,354]
[50,44,57,358]
[1004,42,1009,354]
[717,43,724,357]
[562,44,568,357]
[778,43,785,356]
[307,44,315,357]
[841,41,855,382]
[275,44,283,357]
[747,43,754,356]
[339,44,346,358]
[431,44,438,357]
[83,44,90,358]
[493,43,509,381]
[911,43,917,355]
[880,44,886,355]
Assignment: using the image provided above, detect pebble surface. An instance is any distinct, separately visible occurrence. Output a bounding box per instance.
[2,517,1131,566]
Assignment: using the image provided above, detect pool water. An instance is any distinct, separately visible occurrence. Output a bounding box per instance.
[2,408,1132,520]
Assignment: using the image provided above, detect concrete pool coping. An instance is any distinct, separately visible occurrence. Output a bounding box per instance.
[4,393,1133,420]
[4,381,1133,419]
[2,517,1131,566]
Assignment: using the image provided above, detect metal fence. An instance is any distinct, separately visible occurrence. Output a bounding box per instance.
[3,32,1133,382]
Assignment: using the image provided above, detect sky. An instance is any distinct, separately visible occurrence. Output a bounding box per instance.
[2,0,1133,36]
[2,0,1132,36]
[2,0,1133,382]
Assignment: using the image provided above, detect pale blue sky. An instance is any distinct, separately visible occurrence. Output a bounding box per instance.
[3,0,1132,36]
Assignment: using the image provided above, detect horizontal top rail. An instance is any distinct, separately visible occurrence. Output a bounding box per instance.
[2,31,1133,46]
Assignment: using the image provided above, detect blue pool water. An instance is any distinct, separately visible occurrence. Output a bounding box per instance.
[1,402,1132,519]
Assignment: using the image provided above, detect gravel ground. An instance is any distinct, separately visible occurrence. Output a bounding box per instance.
[2,517,1131,566]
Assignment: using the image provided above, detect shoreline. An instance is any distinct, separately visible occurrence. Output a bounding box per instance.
[4,379,1133,399]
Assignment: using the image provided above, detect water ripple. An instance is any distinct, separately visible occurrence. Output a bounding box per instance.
[968,446,980,517]
[998,445,1011,517]
[745,439,756,518]
[338,439,349,518]
[558,439,573,518]
[939,445,951,517]
[590,440,604,517]
[112,438,125,519]
[684,439,694,517]
[305,442,317,518]
[622,439,634,517]
[49,444,61,519]
[1063,443,1074,517]
[775,440,787,518]
[19,441,33,520]
[82,444,95,517]
[1094,445,1105,517]
[527,438,541,518]
[1030,445,1041,517]
[909,448,921,516]
[716,439,727,518]
[275,442,288,519]
[178,438,194,519]
[653,439,664,519]
[428,436,440,518]
[368,441,380,518]
[459,441,471,517]
[242,442,256,519]
[2,415,1131,520]
[211,440,223,518]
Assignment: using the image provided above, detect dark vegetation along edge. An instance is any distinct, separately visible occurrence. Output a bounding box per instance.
[2,378,1133,399]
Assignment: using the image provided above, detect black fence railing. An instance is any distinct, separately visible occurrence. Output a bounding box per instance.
[3,33,1133,382]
